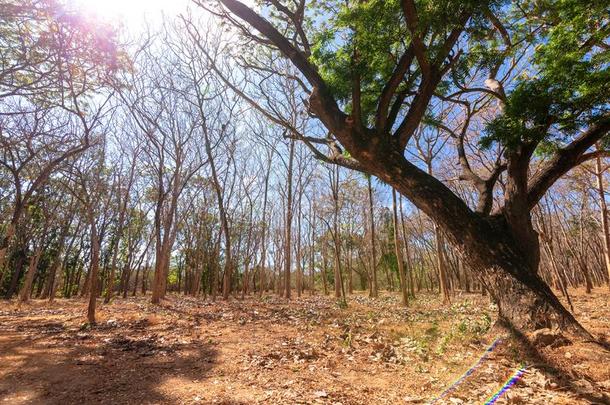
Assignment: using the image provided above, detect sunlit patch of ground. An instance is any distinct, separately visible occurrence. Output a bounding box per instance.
[0,288,608,404]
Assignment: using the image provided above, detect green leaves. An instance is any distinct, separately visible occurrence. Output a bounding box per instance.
[482,0,609,151]
[310,0,405,116]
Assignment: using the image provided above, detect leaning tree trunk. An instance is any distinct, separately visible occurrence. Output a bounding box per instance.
[366,152,591,338]
[457,215,590,337]
[19,243,43,303]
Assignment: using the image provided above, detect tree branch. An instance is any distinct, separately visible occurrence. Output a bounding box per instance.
[215,0,348,134]
[527,116,610,209]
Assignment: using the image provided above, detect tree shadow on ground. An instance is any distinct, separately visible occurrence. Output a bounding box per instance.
[502,321,610,405]
[0,312,247,404]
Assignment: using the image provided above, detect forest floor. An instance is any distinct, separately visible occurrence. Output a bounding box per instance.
[0,289,609,405]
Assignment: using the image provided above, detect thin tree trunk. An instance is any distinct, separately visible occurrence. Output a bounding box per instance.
[321,245,328,296]
[202,122,233,301]
[104,184,129,303]
[330,165,346,303]
[595,153,610,289]
[367,176,378,298]
[87,215,101,324]
[399,195,415,298]
[18,243,43,302]
[259,155,272,296]
[0,222,16,283]
[296,191,303,297]
[284,139,295,299]
[309,200,316,295]
[392,189,408,306]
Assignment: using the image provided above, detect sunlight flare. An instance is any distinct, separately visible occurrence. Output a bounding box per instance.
[70,0,187,23]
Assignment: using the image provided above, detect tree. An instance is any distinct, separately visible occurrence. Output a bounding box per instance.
[392,188,408,306]
[283,138,295,299]
[0,0,121,291]
[118,34,206,304]
[104,138,139,303]
[18,190,58,302]
[593,147,610,289]
[366,175,378,297]
[413,126,451,303]
[201,0,609,336]
[63,144,109,324]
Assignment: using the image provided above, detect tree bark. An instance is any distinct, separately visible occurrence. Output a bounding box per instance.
[370,152,589,337]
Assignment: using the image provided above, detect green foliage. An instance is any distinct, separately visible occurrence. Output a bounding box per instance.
[310,0,405,116]
[308,0,491,121]
[379,251,398,275]
[481,0,610,150]
[303,0,608,150]
[167,268,180,286]
[455,313,492,335]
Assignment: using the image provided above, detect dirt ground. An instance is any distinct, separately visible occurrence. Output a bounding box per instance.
[0,288,608,405]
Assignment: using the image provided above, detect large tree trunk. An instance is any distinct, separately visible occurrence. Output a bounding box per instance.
[457,215,588,337]
[478,256,576,332]
[151,242,168,304]
[365,152,590,337]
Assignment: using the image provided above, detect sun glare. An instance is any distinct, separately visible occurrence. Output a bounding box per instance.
[70,0,187,24]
